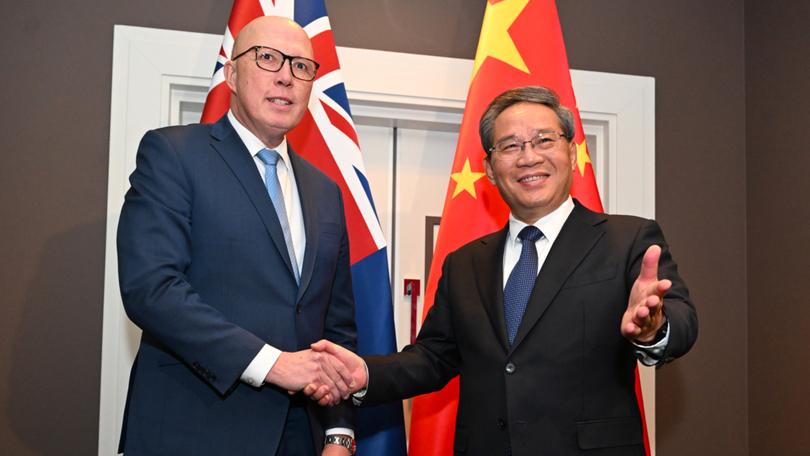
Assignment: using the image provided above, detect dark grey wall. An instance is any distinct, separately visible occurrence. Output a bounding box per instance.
[746,1,810,455]
[553,2,748,454]
[0,0,794,454]
[0,3,232,454]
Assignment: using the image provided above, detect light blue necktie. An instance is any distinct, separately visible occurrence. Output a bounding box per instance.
[503,226,543,345]
[257,149,300,284]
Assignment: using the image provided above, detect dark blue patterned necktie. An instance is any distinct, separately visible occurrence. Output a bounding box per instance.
[504,226,543,345]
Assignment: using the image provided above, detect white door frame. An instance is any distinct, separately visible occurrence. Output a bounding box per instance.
[101,25,656,455]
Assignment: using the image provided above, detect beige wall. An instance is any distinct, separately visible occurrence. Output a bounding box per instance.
[1,0,806,454]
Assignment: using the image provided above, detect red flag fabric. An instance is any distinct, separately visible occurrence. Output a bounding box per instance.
[407,1,649,455]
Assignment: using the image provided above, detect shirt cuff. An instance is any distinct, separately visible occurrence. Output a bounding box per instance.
[240,344,281,387]
[633,319,670,367]
[325,427,355,439]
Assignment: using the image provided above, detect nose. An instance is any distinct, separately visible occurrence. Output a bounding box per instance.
[274,59,294,86]
[515,144,546,166]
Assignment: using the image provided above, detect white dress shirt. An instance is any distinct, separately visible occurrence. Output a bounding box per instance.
[502,197,575,287]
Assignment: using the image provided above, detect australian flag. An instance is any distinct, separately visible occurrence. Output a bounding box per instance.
[200,1,407,455]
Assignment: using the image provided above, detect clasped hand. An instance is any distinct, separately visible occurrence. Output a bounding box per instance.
[308,341,368,406]
[263,348,352,406]
[265,344,367,406]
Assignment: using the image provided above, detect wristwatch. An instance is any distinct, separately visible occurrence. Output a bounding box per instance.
[324,434,356,455]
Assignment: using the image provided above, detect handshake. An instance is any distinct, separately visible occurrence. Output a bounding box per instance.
[265,340,368,406]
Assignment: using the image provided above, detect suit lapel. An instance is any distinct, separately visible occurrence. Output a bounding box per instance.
[474,227,511,353]
[209,116,298,281]
[509,203,607,352]
[289,149,319,303]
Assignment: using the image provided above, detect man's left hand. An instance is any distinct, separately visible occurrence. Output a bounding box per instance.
[622,245,671,343]
[322,444,350,456]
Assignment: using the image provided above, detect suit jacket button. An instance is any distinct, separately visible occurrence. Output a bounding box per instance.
[296,305,302,314]
[497,419,506,430]
[505,362,516,374]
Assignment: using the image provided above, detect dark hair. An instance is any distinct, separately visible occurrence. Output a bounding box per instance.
[479,86,575,155]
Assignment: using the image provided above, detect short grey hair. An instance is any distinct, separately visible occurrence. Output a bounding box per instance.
[479,86,575,155]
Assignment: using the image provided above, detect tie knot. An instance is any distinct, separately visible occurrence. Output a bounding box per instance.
[257,149,281,167]
[518,225,543,243]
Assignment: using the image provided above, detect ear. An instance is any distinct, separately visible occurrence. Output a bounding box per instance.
[484,155,496,184]
[224,60,237,93]
[568,140,577,172]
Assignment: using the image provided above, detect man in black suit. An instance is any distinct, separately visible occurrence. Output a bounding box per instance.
[309,86,697,455]
[117,16,357,456]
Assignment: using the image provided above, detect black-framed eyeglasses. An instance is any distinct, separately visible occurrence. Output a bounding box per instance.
[488,131,568,158]
[232,45,320,81]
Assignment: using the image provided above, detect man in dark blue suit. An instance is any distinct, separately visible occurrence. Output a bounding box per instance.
[117,16,357,456]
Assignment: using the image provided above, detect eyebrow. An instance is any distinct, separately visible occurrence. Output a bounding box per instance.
[493,133,519,144]
[494,129,558,143]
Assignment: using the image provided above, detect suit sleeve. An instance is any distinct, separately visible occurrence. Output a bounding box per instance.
[362,254,462,405]
[321,190,358,351]
[319,190,358,429]
[117,129,265,395]
[627,219,698,363]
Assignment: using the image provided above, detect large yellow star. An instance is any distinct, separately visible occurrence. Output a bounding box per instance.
[576,140,592,176]
[451,158,486,199]
[472,0,531,79]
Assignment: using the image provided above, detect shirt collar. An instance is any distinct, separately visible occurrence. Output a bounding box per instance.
[227,110,290,164]
[507,196,575,244]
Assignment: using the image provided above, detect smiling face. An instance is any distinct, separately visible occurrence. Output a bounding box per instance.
[484,102,577,224]
[224,16,314,147]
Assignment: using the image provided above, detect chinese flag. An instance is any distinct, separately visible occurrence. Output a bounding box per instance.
[407,1,649,455]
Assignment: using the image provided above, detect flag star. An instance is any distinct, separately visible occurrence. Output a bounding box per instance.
[451,158,486,199]
[576,140,592,176]
[472,0,531,79]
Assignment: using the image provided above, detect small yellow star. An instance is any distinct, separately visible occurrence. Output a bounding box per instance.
[472,0,531,79]
[576,140,592,176]
[451,158,486,199]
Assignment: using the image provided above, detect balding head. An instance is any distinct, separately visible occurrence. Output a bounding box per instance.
[225,16,316,148]
[232,16,313,59]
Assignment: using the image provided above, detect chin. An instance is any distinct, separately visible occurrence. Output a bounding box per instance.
[260,118,297,134]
